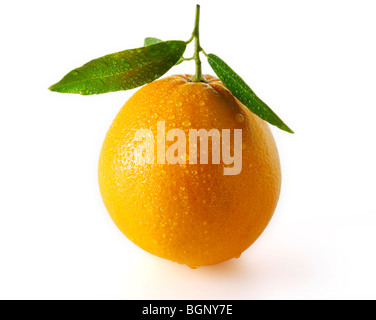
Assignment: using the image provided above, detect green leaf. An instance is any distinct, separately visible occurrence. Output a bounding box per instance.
[145,37,184,65]
[207,53,294,133]
[144,37,163,46]
[49,40,186,95]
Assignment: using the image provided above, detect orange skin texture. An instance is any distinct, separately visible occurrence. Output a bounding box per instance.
[98,74,281,267]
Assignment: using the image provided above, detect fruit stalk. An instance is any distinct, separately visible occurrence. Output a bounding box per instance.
[191,5,203,82]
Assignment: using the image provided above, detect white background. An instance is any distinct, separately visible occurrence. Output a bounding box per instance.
[1,0,376,300]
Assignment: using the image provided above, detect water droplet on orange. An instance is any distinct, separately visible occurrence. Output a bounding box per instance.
[189,265,199,269]
[235,113,245,123]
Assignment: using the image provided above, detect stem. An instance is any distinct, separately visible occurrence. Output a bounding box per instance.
[190,5,203,82]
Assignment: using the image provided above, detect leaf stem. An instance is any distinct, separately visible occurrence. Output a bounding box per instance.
[190,5,203,82]
[185,34,194,45]
[200,47,208,57]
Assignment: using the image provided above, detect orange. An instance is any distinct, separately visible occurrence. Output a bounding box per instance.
[98,74,281,267]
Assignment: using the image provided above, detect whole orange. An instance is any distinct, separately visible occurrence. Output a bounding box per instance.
[98,74,281,268]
